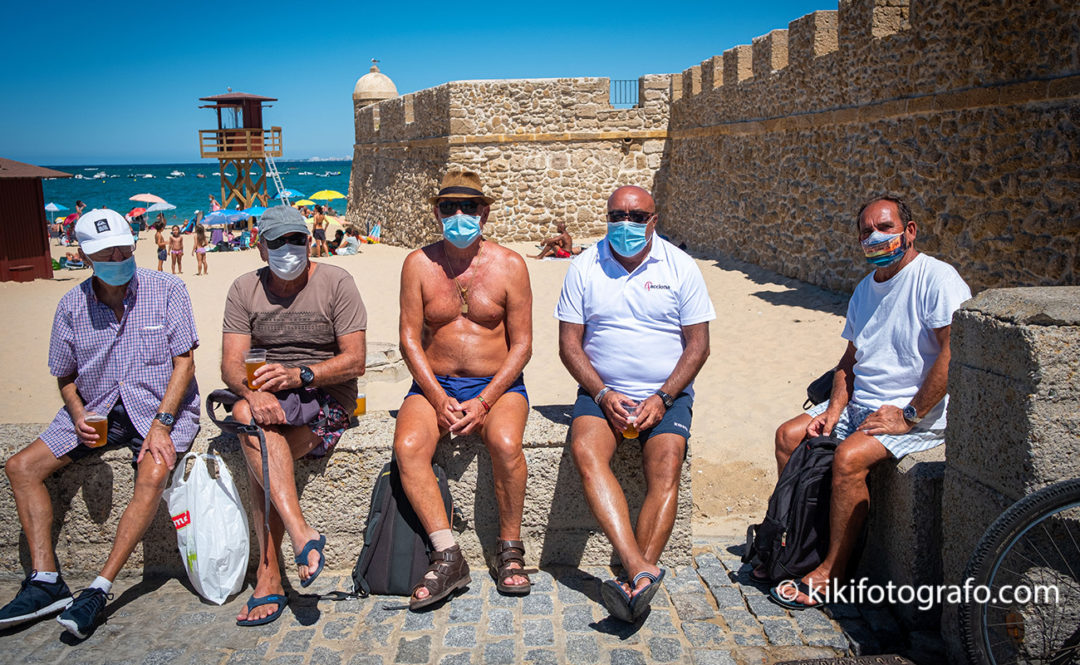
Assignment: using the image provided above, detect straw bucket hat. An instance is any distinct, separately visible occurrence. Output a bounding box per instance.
[428,170,495,205]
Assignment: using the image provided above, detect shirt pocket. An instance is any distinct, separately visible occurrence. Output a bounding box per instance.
[139,325,168,365]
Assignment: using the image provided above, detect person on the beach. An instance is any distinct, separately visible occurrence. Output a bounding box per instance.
[209,194,221,212]
[0,209,199,638]
[168,226,184,274]
[311,205,328,257]
[765,195,971,610]
[395,170,533,610]
[74,200,85,217]
[220,205,367,627]
[556,185,714,622]
[193,224,209,276]
[334,226,361,256]
[530,222,580,259]
[154,221,167,272]
[327,229,345,253]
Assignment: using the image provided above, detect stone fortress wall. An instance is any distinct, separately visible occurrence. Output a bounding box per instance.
[347,76,670,247]
[348,0,1078,293]
[656,0,1080,293]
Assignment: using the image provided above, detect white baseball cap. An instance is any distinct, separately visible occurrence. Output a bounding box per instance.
[75,209,135,255]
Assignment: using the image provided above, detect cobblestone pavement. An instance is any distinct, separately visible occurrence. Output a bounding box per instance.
[0,541,935,665]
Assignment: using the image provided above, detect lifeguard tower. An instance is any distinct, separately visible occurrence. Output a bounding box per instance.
[198,91,283,209]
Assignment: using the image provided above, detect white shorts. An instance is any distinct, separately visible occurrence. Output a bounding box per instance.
[805,400,945,460]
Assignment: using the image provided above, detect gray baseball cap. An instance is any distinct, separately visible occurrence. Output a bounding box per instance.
[258,205,310,241]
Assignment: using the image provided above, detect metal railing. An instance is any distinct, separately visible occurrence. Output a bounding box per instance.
[198,127,283,159]
[609,80,639,107]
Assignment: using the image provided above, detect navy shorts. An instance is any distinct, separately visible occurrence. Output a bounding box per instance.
[406,374,529,406]
[572,387,693,451]
[66,400,144,465]
[157,248,167,261]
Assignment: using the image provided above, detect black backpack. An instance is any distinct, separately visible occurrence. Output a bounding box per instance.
[743,436,839,582]
[350,459,453,597]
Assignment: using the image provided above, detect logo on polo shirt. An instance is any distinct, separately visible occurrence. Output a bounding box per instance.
[644,281,671,291]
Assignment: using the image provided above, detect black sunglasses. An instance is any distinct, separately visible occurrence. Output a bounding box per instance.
[438,199,482,216]
[607,209,654,224]
[265,233,308,250]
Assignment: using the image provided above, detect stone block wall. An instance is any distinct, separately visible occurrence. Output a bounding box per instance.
[347,76,671,247]
[655,0,1080,292]
[940,287,1080,661]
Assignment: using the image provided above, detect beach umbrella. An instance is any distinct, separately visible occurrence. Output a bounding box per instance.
[128,207,147,217]
[130,193,166,204]
[293,199,316,207]
[44,202,68,212]
[275,189,305,200]
[308,190,346,201]
[146,201,176,213]
[204,210,251,226]
[242,206,267,216]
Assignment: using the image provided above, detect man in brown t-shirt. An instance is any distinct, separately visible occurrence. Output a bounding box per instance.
[220,205,367,627]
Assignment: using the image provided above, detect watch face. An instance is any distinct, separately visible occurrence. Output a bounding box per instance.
[156,413,175,426]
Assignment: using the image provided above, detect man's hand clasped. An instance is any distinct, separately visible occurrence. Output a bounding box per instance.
[599,391,666,433]
[434,394,488,436]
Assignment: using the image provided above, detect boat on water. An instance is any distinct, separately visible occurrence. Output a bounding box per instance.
[170,170,185,177]
[195,174,206,178]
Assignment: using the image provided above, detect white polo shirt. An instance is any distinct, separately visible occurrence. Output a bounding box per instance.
[555,236,716,401]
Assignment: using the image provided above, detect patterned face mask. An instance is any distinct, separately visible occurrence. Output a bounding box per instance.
[861,229,906,267]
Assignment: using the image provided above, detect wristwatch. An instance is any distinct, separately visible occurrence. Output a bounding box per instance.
[902,403,922,424]
[299,366,315,388]
[153,412,176,427]
[655,390,675,409]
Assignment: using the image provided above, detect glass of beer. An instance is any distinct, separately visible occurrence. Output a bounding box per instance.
[354,392,367,417]
[85,412,108,448]
[622,402,639,439]
[245,349,267,390]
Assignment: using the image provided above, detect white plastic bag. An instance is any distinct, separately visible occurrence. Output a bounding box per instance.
[162,453,249,605]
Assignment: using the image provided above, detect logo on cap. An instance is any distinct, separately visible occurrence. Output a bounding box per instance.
[95,219,110,234]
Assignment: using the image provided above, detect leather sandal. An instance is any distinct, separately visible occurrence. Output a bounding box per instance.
[409,545,471,611]
[491,539,531,595]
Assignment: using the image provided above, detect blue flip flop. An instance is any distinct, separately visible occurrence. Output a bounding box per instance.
[236,593,288,626]
[295,534,326,588]
[600,578,634,622]
[629,568,666,619]
[768,578,825,611]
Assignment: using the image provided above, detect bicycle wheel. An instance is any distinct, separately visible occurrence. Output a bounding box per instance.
[960,478,1080,665]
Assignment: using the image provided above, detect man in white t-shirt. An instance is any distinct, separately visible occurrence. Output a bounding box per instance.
[767,195,971,610]
[556,185,715,622]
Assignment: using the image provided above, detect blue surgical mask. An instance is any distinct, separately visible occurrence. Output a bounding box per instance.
[607,222,649,258]
[441,214,482,249]
[92,256,136,286]
[861,229,906,267]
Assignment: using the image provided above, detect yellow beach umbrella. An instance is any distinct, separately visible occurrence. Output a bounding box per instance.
[308,190,346,201]
[293,199,316,206]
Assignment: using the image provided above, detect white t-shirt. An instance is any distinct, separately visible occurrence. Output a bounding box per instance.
[843,253,972,429]
[554,236,716,401]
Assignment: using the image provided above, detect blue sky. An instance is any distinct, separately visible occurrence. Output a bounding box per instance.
[3,1,832,165]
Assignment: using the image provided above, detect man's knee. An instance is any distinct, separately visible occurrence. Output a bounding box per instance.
[775,417,805,456]
[485,433,523,466]
[231,400,253,424]
[394,433,432,470]
[832,443,877,481]
[6,445,48,485]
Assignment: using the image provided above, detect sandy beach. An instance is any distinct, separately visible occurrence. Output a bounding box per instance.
[0,234,849,537]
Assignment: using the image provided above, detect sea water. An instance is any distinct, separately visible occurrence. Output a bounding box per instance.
[41,160,351,225]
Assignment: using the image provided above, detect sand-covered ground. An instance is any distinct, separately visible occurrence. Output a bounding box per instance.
[0,234,849,537]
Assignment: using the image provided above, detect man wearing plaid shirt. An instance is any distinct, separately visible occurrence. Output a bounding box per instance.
[0,209,200,639]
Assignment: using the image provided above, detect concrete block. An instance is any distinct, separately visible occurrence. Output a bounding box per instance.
[0,409,692,577]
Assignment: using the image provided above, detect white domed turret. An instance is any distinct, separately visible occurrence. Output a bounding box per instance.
[353,59,398,106]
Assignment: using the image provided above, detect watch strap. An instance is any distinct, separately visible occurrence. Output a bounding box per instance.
[154,412,175,427]
[655,390,674,408]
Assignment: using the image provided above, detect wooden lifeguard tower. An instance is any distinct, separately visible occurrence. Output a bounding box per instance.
[198,92,283,209]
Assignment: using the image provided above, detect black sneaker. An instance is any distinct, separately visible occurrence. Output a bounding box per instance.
[0,573,73,628]
[56,587,111,638]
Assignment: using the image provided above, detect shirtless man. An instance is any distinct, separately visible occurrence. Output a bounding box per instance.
[154,222,167,272]
[530,222,580,259]
[395,170,533,610]
[168,226,184,274]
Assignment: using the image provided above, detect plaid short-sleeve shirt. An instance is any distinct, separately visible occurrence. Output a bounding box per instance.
[40,268,201,458]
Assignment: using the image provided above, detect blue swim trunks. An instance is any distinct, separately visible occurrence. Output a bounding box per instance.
[406,374,529,405]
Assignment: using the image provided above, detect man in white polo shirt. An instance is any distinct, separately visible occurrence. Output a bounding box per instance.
[556,185,714,622]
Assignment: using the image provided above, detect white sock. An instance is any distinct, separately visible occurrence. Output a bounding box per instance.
[31,571,58,584]
[425,530,456,581]
[89,576,113,594]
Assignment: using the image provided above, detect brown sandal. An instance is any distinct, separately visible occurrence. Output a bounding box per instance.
[491,539,531,595]
[409,545,471,611]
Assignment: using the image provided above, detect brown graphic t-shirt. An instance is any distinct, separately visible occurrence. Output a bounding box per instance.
[223,263,367,409]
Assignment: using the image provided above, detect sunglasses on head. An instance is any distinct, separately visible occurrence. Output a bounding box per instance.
[265,234,308,250]
[438,199,482,216]
[607,209,654,224]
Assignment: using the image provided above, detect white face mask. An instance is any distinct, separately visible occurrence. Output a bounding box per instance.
[267,244,308,280]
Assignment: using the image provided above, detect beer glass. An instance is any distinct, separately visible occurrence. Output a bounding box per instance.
[245,349,267,389]
[85,412,108,448]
